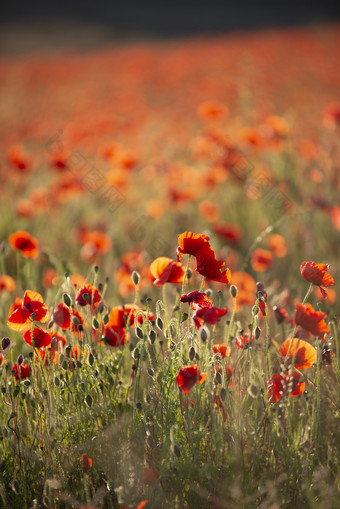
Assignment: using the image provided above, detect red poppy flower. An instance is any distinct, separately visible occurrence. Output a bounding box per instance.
[180,291,213,310]
[142,467,159,486]
[0,351,4,367]
[193,306,228,329]
[53,302,71,329]
[176,365,207,395]
[251,249,273,272]
[0,275,16,293]
[177,232,211,261]
[196,250,231,284]
[81,453,93,472]
[235,332,253,349]
[267,371,305,403]
[273,306,293,325]
[71,309,84,335]
[150,257,185,285]
[76,284,101,307]
[108,304,153,328]
[294,302,329,340]
[300,262,334,298]
[212,343,231,358]
[8,290,49,332]
[23,327,52,348]
[12,362,30,381]
[280,338,317,369]
[8,231,39,258]
[103,324,127,347]
[80,230,112,263]
[213,222,242,246]
[197,100,229,123]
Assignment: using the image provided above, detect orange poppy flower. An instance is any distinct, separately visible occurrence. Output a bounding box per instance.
[267,234,287,258]
[23,327,52,348]
[8,231,39,258]
[212,343,231,358]
[294,302,329,340]
[7,145,30,171]
[267,371,305,403]
[141,467,159,486]
[103,324,127,347]
[7,290,49,332]
[180,291,213,310]
[53,303,71,329]
[230,271,257,311]
[197,99,229,123]
[42,268,58,289]
[69,273,86,289]
[300,262,334,298]
[251,248,273,272]
[76,284,101,307]
[280,338,317,369]
[80,230,112,263]
[193,306,228,329]
[0,275,16,292]
[108,304,154,328]
[137,502,149,509]
[235,332,253,349]
[150,257,185,286]
[176,365,207,395]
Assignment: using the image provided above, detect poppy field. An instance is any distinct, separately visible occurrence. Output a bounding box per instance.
[1,23,340,509]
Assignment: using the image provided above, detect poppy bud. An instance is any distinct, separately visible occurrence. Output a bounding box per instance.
[81,453,92,472]
[98,301,104,314]
[50,337,57,349]
[31,313,36,321]
[17,354,24,365]
[156,318,163,330]
[63,293,71,307]
[2,337,11,351]
[147,367,154,377]
[230,285,238,298]
[206,288,213,298]
[174,445,181,457]
[132,271,140,285]
[186,268,192,279]
[136,327,144,339]
[98,283,103,293]
[189,346,195,361]
[215,371,222,384]
[148,330,156,344]
[200,326,209,343]
[94,265,99,273]
[92,318,99,329]
[255,327,261,339]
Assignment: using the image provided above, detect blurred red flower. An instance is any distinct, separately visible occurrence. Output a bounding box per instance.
[9,231,39,258]
[76,284,101,307]
[193,306,228,329]
[8,290,49,332]
[12,362,30,381]
[176,365,207,395]
[53,302,71,329]
[267,371,305,403]
[81,453,93,472]
[23,327,52,348]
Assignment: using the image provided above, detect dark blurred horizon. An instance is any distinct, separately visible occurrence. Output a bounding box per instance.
[1,0,340,53]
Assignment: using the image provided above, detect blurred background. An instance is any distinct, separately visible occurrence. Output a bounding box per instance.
[2,0,340,52]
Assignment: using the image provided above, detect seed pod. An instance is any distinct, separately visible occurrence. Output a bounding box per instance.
[132,271,140,285]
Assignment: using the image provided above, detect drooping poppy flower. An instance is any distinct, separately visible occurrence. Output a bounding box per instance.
[294,302,329,340]
[8,231,39,258]
[76,284,101,307]
[251,248,273,272]
[23,327,52,349]
[267,371,305,403]
[12,362,30,381]
[176,365,207,395]
[256,281,267,316]
[180,291,213,310]
[235,332,253,349]
[267,234,287,258]
[150,257,185,285]
[141,467,159,486]
[193,306,228,329]
[8,290,49,332]
[280,338,317,369]
[212,343,231,358]
[53,302,71,329]
[81,453,93,472]
[300,262,334,298]
[273,306,292,325]
[196,249,231,284]
[0,275,16,292]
